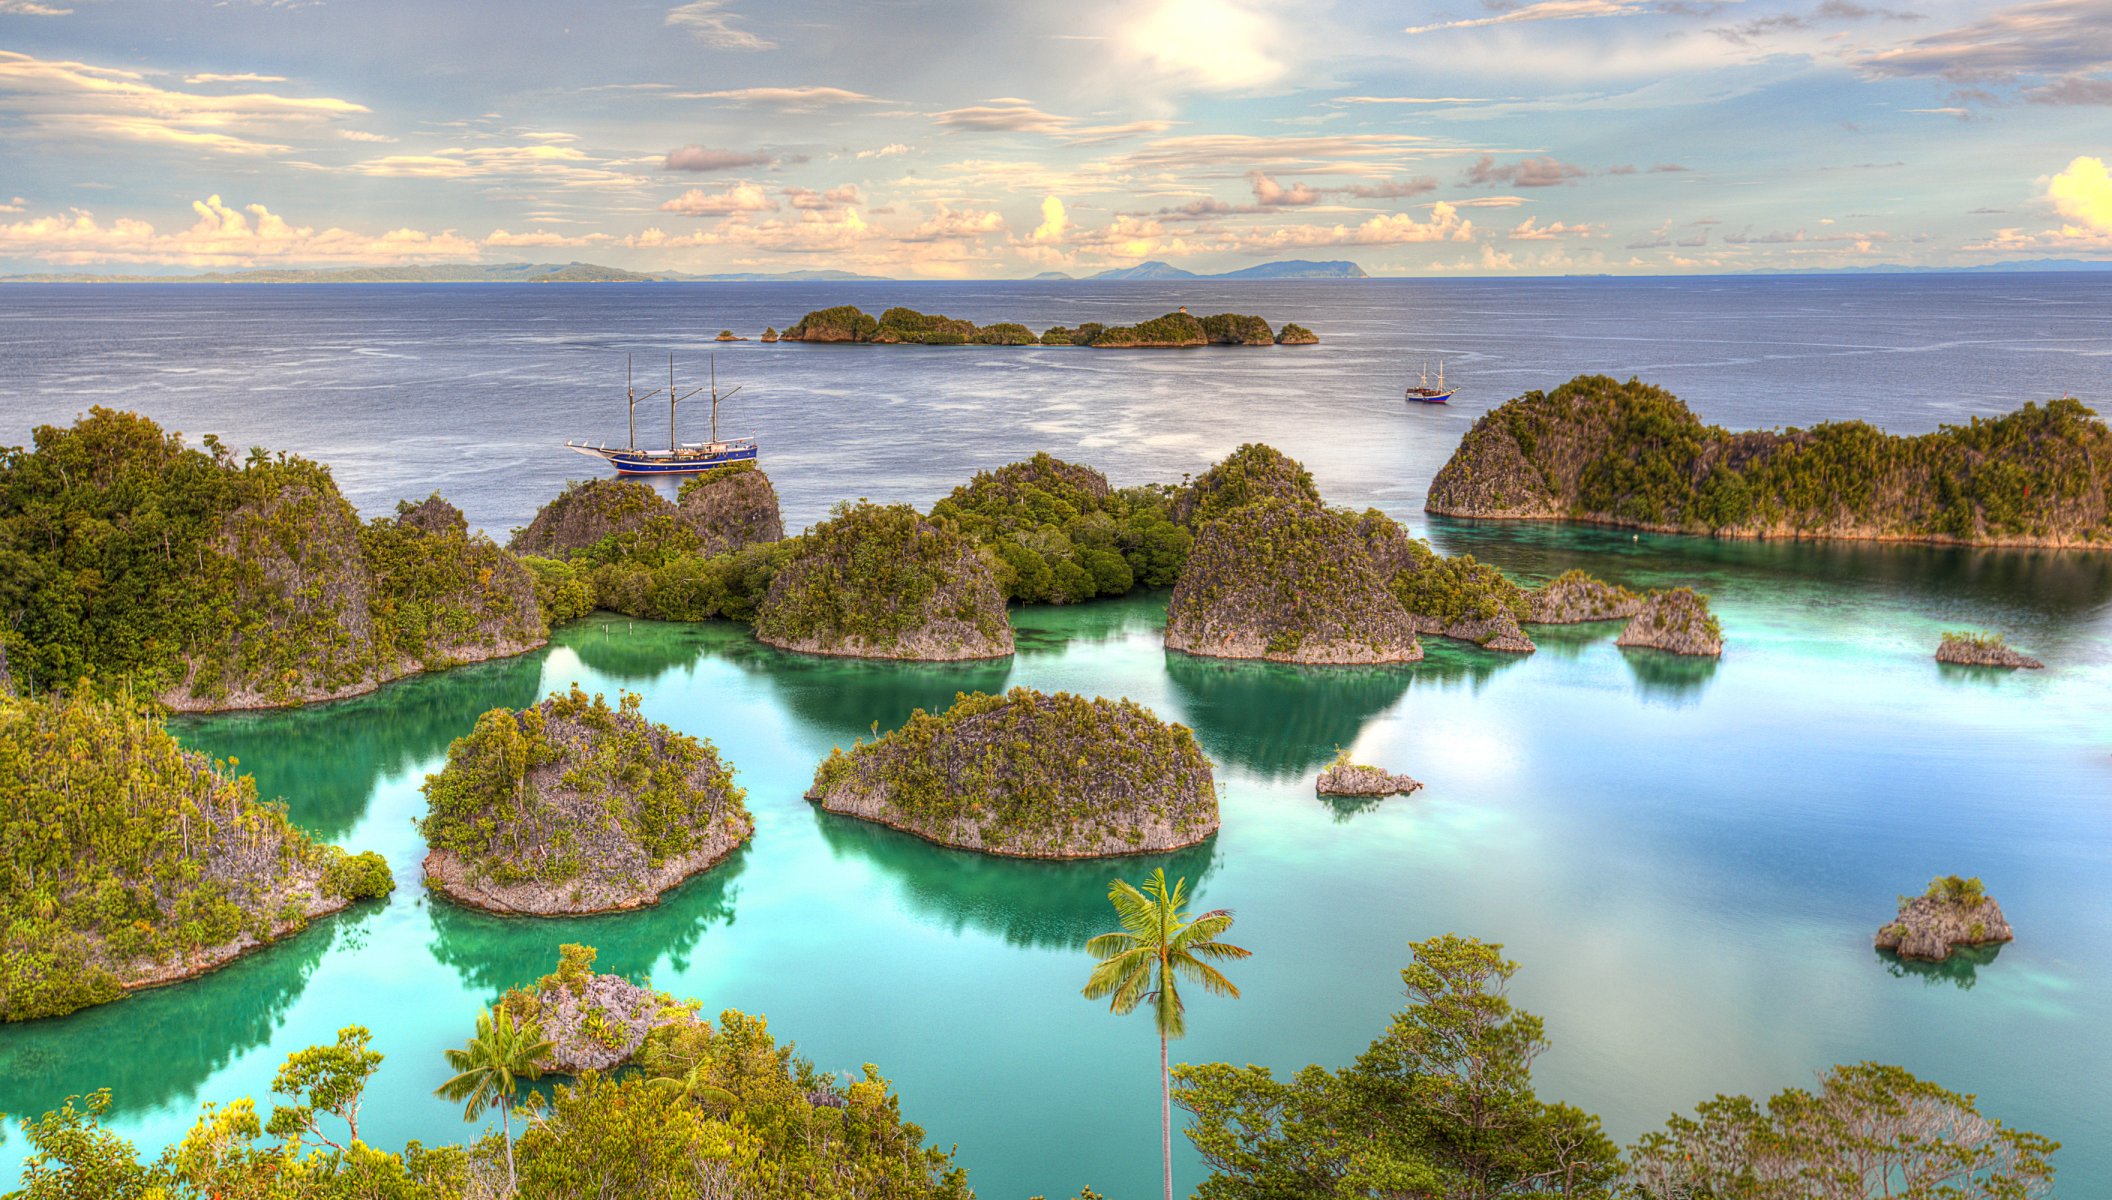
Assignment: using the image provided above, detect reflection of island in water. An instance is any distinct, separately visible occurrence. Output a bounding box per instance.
[424,848,747,997]
[814,812,1219,951]
[172,651,548,842]
[1621,646,1722,704]
[1012,591,1170,656]
[0,906,373,1119]
[1877,942,2002,990]
[717,638,1014,741]
[560,611,719,685]
[1164,643,1519,780]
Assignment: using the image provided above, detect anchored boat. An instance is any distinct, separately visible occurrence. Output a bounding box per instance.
[567,354,758,475]
[1405,359,1456,405]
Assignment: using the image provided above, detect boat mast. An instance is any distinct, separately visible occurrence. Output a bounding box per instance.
[626,354,664,450]
[668,353,704,451]
[1438,359,1446,389]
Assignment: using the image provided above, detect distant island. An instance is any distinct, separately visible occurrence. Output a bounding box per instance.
[779,304,1317,347]
[1427,375,2112,548]
[2,258,1366,284]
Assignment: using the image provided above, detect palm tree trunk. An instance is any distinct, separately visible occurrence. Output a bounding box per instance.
[503,1102,517,1194]
[1160,1032,1173,1200]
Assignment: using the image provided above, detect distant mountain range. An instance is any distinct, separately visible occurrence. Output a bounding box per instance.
[0,258,1373,284]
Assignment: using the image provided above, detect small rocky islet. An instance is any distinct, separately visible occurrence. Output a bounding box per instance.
[1935,630,2044,669]
[0,690,393,1022]
[805,687,1219,859]
[1315,756,1423,798]
[1876,875,2015,963]
[499,944,688,1074]
[776,303,1317,347]
[417,685,752,916]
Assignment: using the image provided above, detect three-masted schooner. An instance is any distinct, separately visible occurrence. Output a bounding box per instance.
[566,354,758,475]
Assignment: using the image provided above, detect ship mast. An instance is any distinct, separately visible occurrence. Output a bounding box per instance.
[625,354,664,450]
[709,354,743,445]
[668,354,705,452]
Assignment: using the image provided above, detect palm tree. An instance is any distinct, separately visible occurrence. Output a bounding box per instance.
[436,1004,553,1194]
[1083,868,1250,1200]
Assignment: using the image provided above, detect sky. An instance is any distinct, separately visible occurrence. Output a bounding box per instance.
[0,0,2109,277]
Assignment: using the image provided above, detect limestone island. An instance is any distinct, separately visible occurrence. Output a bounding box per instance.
[0,409,547,712]
[510,466,784,562]
[1876,875,2015,962]
[1525,569,1644,624]
[499,944,690,1074]
[753,501,1014,660]
[1316,752,1423,798]
[1936,630,2044,669]
[805,688,1219,858]
[1426,374,2112,547]
[779,304,1312,348]
[1,691,393,1022]
[1615,587,1724,657]
[418,685,752,916]
[1275,323,1320,345]
[1356,510,1536,652]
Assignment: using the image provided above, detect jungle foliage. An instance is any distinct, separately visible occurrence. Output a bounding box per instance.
[929,453,1191,604]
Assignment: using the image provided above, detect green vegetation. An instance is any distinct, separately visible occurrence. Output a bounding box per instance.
[809,687,1217,856]
[928,453,1191,604]
[753,501,1012,658]
[8,967,970,1200]
[1926,873,1990,906]
[1084,868,1250,1200]
[1175,935,1621,1200]
[417,685,750,897]
[0,690,392,1021]
[1274,323,1319,345]
[1429,374,2112,544]
[1174,443,1323,527]
[1941,630,2009,653]
[1199,313,1273,345]
[1385,542,1531,627]
[780,306,1309,349]
[0,408,544,709]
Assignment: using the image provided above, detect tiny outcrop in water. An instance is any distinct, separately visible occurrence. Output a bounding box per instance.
[1616,588,1724,657]
[1275,323,1320,345]
[0,408,548,711]
[1427,374,2112,547]
[510,467,784,562]
[418,685,752,916]
[500,944,688,1074]
[754,501,1014,660]
[1936,630,2044,669]
[1167,498,1423,664]
[806,688,1218,858]
[1876,875,2015,963]
[1,691,393,1022]
[1315,752,1423,798]
[760,326,780,343]
[1525,568,1644,624]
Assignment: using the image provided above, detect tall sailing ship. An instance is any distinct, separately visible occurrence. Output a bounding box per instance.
[567,354,759,475]
[1405,359,1456,405]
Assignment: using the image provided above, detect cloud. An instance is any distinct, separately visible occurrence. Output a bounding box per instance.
[2024,75,2112,104]
[1117,0,1287,92]
[1220,203,1477,249]
[0,195,478,266]
[678,86,882,112]
[1509,217,1597,239]
[484,229,612,247]
[1031,195,1069,243]
[1464,155,1587,187]
[1249,171,1321,206]
[1712,1,1921,44]
[339,129,394,143]
[903,204,1006,242]
[857,143,911,158]
[2047,155,2112,233]
[1343,177,1440,198]
[660,183,778,216]
[1115,133,1431,171]
[1859,0,2111,85]
[1335,95,1490,104]
[0,1,72,13]
[0,50,369,156]
[784,184,861,210]
[0,196,23,213]
[664,145,773,172]
[184,72,289,84]
[930,103,1172,144]
[664,0,773,50]
[350,144,643,189]
[1404,0,1649,36]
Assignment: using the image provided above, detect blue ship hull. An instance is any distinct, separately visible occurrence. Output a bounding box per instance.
[568,439,759,475]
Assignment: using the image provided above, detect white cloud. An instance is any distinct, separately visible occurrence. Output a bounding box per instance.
[1030,195,1069,242]
[1404,0,1649,36]
[665,0,773,51]
[1509,216,1598,239]
[184,72,288,84]
[678,86,882,112]
[2046,155,2112,234]
[857,143,911,159]
[660,182,778,215]
[903,204,1006,241]
[1117,0,1287,92]
[0,1,73,14]
[0,50,370,156]
[0,195,478,266]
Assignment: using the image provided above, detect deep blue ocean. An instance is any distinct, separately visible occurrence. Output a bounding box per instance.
[0,276,2108,1197]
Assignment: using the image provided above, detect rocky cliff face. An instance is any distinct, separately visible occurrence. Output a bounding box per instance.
[1876,881,2014,962]
[1935,632,2044,669]
[511,468,783,561]
[1166,499,1423,665]
[1526,569,1644,624]
[1616,588,1724,657]
[806,688,1218,858]
[418,686,751,916]
[753,502,1014,660]
[1315,761,1422,797]
[1428,374,2112,547]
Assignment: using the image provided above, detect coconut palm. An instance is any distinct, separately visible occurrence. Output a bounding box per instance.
[436,1004,553,1195]
[1083,867,1250,1200]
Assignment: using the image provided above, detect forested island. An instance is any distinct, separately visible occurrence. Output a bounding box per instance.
[1427,375,2112,546]
[0,691,392,1021]
[418,685,751,915]
[778,304,1317,347]
[806,688,1218,857]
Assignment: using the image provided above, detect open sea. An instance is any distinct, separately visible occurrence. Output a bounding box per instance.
[1,276,2109,1196]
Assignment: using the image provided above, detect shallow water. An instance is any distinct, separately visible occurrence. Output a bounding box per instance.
[1,278,2109,1196]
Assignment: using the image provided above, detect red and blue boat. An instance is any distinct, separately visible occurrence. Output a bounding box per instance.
[1405,360,1456,405]
[568,355,758,475]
